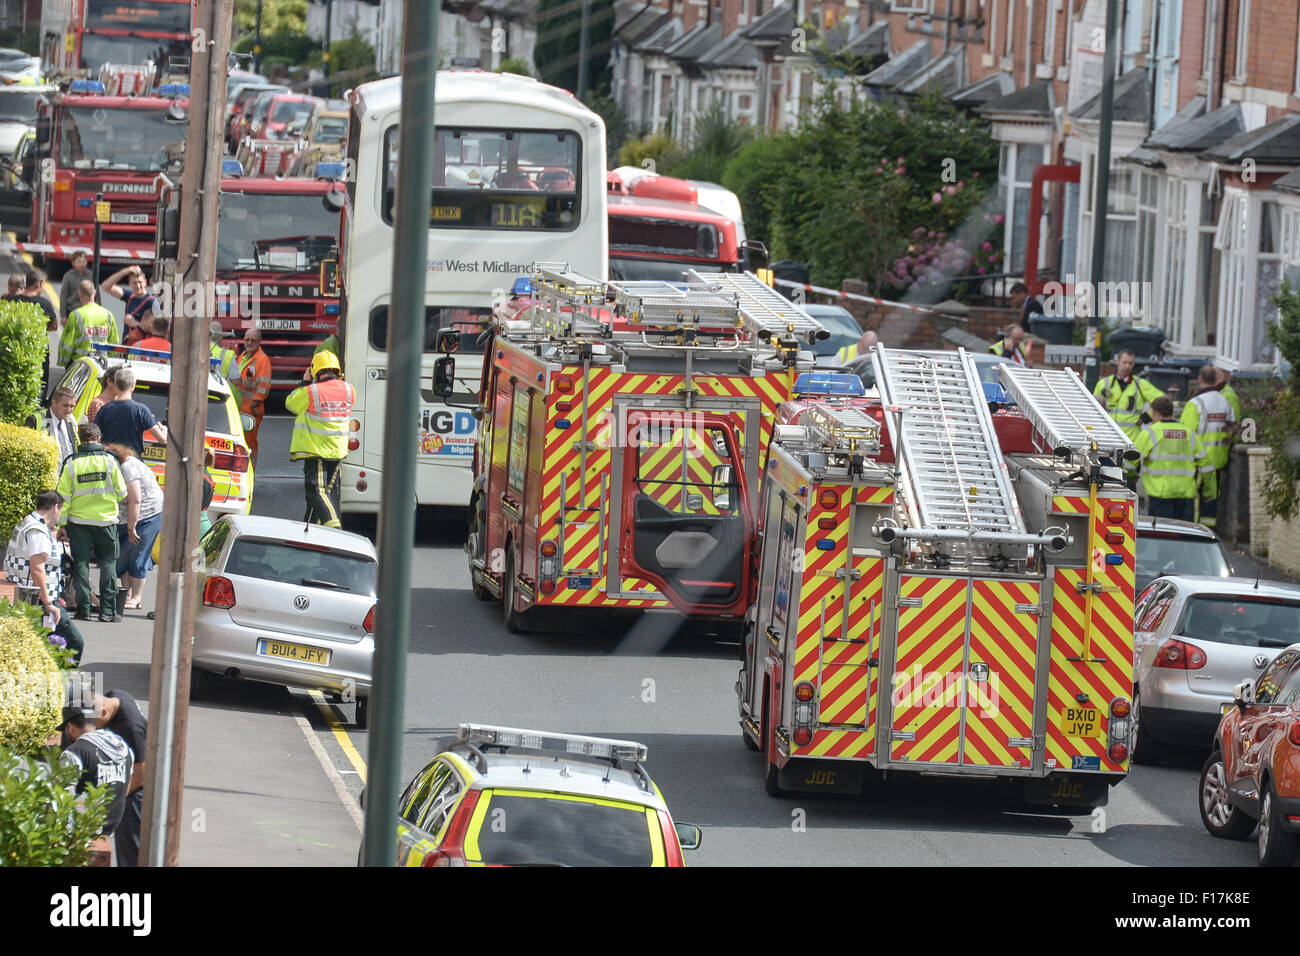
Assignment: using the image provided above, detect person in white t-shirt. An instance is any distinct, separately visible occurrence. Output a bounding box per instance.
[104,443,164,611]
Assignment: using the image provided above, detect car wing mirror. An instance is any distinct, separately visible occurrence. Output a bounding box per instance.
[1233,679,1255,710]
[240,413,256,433]
[675,822,702,851]
[711,464,733,511]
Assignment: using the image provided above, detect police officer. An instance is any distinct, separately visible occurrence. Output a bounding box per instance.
[57,280,119,368]
[1135,396,1208,522]
[1181,364,1235,528]
[56,422,127,622]
[988,324,1028,364]
[286,351,355,528]
[209,321,240,389]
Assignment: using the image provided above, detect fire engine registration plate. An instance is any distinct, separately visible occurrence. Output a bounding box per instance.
[257,639,330,665]
[141,445,165,461]
[110,213,149,224]
[1060,706,1104,739]
[256,319,300,331]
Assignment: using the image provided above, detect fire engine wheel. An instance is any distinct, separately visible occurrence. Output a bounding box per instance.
[762,696,787,796]
[1130,691,1166,765]
[502,551,528,634]
[763,755,786,797]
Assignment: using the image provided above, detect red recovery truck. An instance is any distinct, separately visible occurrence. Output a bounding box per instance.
[606,166,743,283]
[30,85,187,266]
[461,266,828,634]
[41,0,196,78]
[739,352,1140,812]
[215,175,343,387]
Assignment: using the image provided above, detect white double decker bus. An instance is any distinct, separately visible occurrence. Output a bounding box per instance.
[339,70,607,514]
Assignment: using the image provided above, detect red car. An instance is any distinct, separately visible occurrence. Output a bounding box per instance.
[1199,642,1300,866]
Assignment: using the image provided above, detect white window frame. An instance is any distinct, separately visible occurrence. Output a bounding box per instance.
[1233,0,1250,82]
[1136,169,1161,295]
[1005,0,1016,58]
[988,0,998,52]
[1000,141,1045,276]
[1160,178,1188,342]
[890,0,931,13]
[1043,0,1057,69]
[1202,0,1218,77]
[738,0,750,27]
[1282,206,1300,265]
[1215,190,1249,364]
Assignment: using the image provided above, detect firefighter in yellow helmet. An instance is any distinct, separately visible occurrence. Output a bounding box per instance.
[285,351,356,528]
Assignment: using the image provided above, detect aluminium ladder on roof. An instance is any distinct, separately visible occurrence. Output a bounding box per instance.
[528,264,610,339]
[609,280,743,330]
[873,347,1025,537]
[997,364,1135,456]
[684,270,825,342]
[805,404,881,455]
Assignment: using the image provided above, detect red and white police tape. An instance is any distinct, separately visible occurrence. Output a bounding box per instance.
[772,277,947,317]
[0,240,155,260]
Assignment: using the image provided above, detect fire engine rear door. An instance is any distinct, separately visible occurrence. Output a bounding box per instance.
[617,409,753,616]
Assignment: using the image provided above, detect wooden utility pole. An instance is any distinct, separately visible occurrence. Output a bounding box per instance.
[139,0,234,868]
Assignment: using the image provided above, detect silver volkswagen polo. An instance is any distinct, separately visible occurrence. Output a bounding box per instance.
[192,515,377,727]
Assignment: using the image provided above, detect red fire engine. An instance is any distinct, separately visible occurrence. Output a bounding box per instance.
[606,167,742,283]
[30,85,187,266]
[216,175,343,387]
[739,352,1139,812]
[41,0,196,79]
[462,266,828,633]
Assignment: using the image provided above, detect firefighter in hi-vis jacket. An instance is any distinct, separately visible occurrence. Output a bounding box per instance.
[285,351,356,528]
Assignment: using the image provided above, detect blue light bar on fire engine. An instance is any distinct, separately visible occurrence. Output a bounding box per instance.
[158,83,190,97]
[982,381,1011,405]
[69,80,106,94]
[510,277,532,296]
[314,161,346,181]
[222,158,244,177]
[793,372,866,397]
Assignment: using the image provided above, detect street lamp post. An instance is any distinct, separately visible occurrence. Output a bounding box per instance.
[1085,0,1122,390]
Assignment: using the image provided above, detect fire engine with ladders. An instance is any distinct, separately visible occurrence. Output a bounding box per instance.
[739,349,1140,810]
[462,264,830,633]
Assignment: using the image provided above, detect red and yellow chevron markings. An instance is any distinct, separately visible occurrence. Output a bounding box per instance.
[532,364,793,610]
[962,580,1039,767]
[889,575,969,764]
[790,484,887,759]
[1046,494,1135,772]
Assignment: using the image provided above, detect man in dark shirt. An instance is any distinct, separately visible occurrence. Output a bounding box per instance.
[12,270,58,396]
[94,366,168,456]
[101,265,161,346]
[56,705,134,840]
[89,688,148,867]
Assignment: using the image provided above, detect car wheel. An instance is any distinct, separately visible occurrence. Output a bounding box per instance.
[1198,751,1256,840]
[354,696,369,730]
[1258,783,1298,867]
[1130,691,1165,765]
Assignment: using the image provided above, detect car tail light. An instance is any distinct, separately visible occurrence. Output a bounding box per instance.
[1153,638,1207,670]
[1108,743,1128,762]
[212,445,250,473]
[793,727,813,746]
[203,576,235,609]
[540,540,557,557]
[363,605,376,634]
[539,578,556,595]
[1290,723,1300,747]
[1105,503,1127,523]
[818,489,839,510]
[658,810,685,867]
[795,682,815,702]
[1110,698,1131,718]
[421,849,466,867]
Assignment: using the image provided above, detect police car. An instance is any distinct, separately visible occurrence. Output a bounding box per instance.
[54,344,255,515]
[378,724,702,867]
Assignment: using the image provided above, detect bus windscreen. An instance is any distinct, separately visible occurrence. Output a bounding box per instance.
[84,1,192,33]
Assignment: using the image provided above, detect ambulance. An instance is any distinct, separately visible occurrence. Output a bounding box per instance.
[739,350,1140,811]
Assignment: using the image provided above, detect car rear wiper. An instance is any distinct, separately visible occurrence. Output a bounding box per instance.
[1257,637,1292,648]
[301,578,349,591]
